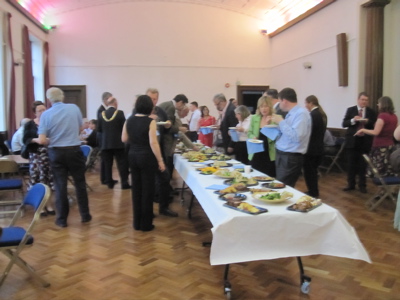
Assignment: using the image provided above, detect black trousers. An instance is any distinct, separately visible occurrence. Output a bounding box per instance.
[303,154,323,197]
[275,150,303,188]
[155,168,171,212]
[234,141,249,165]
[129,150,157,231]
[101,148,129,186]
[346,147,367,188]
[48,147,90,224]
[186,131,198,142]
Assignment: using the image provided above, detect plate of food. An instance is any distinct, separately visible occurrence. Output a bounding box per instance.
[223,176,258,187]
[229,127,237,130]
[249,188,275,193]
[218,193,247,201]
[263,124,278,128]
[253,191,293,203]
[287,195,322,212]
[253,176,274,182]
[234,167,253,173]
[214,183,249,195]
[197,166,219,175]
[208,161,232,168]
[223,202,268,215]
[156,121,168,125]
[209,154,231,161]
[262,182,286,189]
[213,170,241,179]
[248,139,263,144]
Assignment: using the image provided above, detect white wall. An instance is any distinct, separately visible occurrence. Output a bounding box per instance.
[268,0,368,128]
[47,2,270,118]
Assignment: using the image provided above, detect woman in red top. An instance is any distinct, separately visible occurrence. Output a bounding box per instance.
[198,106,216,147]
[355,96,398,176]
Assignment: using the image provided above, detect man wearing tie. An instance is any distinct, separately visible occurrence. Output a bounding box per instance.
[342,92,377,193]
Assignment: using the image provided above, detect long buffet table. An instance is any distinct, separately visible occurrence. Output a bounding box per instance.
[174,154,371,266]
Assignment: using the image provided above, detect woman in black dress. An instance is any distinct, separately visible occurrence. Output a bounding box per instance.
[121,95,166,231]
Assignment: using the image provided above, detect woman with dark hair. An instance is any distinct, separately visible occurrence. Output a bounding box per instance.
[198,106,216,147]
[23,101,55,216]
[233,105,251,164]
[122,95,165,231]
[355,96,398,176]
[303,95,327,198]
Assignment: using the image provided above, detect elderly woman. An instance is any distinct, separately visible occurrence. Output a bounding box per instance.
[122,95,166,232]
[247,96,276,176]
[355,96,398,176]
[232,105,251,164]
[23,101,55,216]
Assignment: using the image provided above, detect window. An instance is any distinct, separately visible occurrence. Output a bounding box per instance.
[30,33,44,102]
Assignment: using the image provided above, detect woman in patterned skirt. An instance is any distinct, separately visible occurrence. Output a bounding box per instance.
[23,101,55,216]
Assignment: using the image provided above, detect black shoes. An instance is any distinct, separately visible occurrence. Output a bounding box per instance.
[160,209,178,217]
[81,214,92,223]
[106,180,118,188]
[121,183,131,190]
[343,186,355,191]
[55,220,68,228]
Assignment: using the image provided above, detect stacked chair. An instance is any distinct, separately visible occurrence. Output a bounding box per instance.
[0,159,25,215]
[363,154,400,211]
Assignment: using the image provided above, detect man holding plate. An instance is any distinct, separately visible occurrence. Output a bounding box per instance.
[271,88,311,188]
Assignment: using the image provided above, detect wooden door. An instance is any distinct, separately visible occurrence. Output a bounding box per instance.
[51,85,87,117]
[237,85,269,114]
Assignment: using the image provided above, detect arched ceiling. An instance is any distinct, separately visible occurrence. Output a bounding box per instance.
[13,0,326,33]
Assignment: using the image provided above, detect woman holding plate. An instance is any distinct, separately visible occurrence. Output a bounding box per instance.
[198,106,216,147]
[233,105,251,164]
[247,96,276,176]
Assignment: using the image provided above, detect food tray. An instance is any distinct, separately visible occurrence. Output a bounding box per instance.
[287,202,322,213]
[253,176,274,182]
[223,179,258,187]
[214,188,250,195]
[218,193,247,201]
[223,203,268,215]
[262,182,286,189]
[207,163,233,167]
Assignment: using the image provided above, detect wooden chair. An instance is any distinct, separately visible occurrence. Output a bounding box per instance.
[363,154,400,211]
[0,183,50,287]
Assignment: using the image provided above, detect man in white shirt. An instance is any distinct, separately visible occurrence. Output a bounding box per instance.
[187,101,201,142]
[11,118,30,154]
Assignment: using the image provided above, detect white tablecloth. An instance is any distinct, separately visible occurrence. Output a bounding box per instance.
[174,154,371,265]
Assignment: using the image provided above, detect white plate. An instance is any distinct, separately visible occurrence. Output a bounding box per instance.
[229,127,237,130]
[263,124,278,128]
[156,121,168,125]
[248,139,263,143]
[230,161,241,164]
[193,163,204,167]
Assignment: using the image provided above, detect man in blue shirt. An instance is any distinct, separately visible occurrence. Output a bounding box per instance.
[37,87,91,228]
[271,88,311,187]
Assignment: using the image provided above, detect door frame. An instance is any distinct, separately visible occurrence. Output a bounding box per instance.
[237,85,269,105]
[50,85,87,117]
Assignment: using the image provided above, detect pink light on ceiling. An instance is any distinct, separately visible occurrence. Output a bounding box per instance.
[17,0,47,24]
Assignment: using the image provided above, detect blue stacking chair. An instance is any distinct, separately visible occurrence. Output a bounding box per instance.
[0,183,51,287]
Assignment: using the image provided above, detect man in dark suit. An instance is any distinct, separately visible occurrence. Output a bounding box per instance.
[97,92,112,185]
[303,96,327,198]
[212,93,237,154]
[158,94,193,173]
[97,96,130,189]
[342,92,377,193]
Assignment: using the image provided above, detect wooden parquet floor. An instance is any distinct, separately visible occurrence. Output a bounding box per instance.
[0,165,400,300]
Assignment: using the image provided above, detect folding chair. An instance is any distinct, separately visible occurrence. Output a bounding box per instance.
[320,137,346,174]
[363,154,400,211]
[0,159,25,215]
[0,183,51,287]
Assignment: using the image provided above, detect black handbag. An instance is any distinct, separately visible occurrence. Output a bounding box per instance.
[20,144,30,159]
